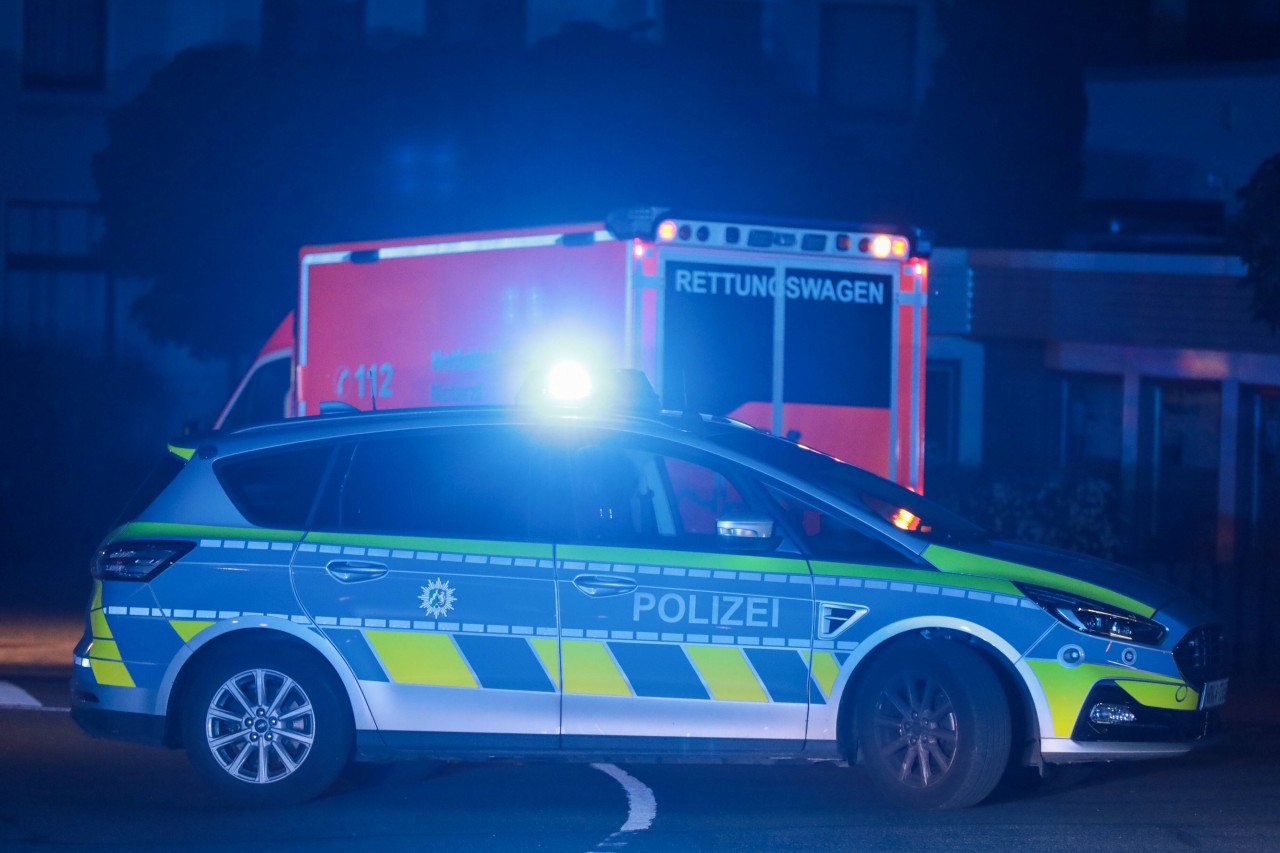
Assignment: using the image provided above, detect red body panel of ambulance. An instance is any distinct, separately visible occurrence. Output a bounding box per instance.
[218,212,928,489]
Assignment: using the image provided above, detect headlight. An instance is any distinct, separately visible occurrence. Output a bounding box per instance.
[1017,584,1166,645]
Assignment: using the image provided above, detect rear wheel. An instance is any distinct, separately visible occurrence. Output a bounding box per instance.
[854,639,1011,809]
[181,644,352,806]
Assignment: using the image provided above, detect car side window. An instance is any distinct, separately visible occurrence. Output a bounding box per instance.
[216,443,334,529]
[568,436,752,549]
[325,428,565,541]
[764,485,912,566]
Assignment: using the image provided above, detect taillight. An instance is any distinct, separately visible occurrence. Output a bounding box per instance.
[92,540,194,582]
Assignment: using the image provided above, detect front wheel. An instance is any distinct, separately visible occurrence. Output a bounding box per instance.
[181,644,353,806]
[854,639,1011,809]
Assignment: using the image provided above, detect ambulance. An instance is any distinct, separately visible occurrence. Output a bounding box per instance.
[217,209,929,489]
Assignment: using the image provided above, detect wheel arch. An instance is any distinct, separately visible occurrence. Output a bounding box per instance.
[156,618,376,747]
[833,618,1043,766]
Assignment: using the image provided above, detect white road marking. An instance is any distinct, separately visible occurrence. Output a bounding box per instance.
[590,763,656,850]
[0,680,42,709]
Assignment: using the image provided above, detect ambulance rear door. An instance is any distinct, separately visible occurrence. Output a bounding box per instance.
[643,218,925,488]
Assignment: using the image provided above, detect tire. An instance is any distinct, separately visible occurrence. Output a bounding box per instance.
[853,639,1012,809]
[181,643,353,806]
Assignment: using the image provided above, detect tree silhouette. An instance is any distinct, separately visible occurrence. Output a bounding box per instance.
[93,23,850,364]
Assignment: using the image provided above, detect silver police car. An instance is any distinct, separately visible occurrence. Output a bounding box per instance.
[72,373,1227,808]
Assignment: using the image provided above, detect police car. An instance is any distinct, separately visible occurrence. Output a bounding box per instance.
[72,369,1228,808]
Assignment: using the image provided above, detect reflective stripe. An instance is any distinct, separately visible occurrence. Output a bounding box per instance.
[924,545,1155,617]
[561,640,631,696]
[811,560,1023,597]
[169,620,215,643]
[684,646,768,703]
[810,651,841,700]
[557,544,808,576]
[90,639,122,661]
[364,631,478,688]
[1027,659,1183,736]
[88,579,137,687]
[530,637,560,689]
[115,521,303,543]
[90,659,135,688]
[1116,679,1199,711]
[90,607,113,641]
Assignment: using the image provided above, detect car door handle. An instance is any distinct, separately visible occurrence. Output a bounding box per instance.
[325,560,388,583]
[572,574,638,597]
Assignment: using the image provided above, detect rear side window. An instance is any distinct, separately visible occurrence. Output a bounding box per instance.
[324,428,563,542]
[216,444,334,529]
[115,452,187,525]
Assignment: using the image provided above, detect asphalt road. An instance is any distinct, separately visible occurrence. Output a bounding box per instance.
[2,680,1278,853]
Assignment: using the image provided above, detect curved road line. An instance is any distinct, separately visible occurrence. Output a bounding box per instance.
[0,680,42,709]
[590,762,656,849]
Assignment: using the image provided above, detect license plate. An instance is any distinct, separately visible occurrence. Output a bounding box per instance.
[1200,678,1229,709]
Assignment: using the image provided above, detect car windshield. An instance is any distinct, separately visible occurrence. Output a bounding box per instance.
[705,427,987,545]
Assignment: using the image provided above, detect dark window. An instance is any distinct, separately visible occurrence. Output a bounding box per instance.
[1139,380,1220,562]
[22,0,107,92]
[764,485,910,565]
[568,435,752,549]
[925,360,960,472]
[217,444,335,529]
[3,200,112,354]
[330,428,563,541]
[115,453,186,526]
[1059,372,1122,482]
[219,358,293,431]
[706,426,986,546]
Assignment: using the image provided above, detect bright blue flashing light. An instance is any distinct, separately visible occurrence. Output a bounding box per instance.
[545,361,593,402]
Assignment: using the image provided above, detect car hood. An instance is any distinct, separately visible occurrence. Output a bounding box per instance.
[922,539,1180,617]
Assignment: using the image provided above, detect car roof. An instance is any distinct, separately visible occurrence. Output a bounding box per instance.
[177,405,764,458]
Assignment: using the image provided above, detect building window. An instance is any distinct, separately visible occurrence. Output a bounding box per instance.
[819,2,917,119]
[1139,379,1220,563]
[925,359,959,471]
[3,200,112,355]
[1059,372,1122,483]
[1240,386,1280,565]
[22,0,107,92]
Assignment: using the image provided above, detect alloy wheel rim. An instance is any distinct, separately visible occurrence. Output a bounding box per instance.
[870,673,959,789]
[205,668,315,784]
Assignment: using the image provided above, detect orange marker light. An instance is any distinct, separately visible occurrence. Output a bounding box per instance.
[891,508,920,531]
[891,237,908,257]
[657,220,677,241]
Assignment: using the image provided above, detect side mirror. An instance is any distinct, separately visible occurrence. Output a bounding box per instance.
[716,512,778,552]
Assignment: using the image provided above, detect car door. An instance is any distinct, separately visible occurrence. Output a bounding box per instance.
[290,425,568,749]
[555,430,816,752]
